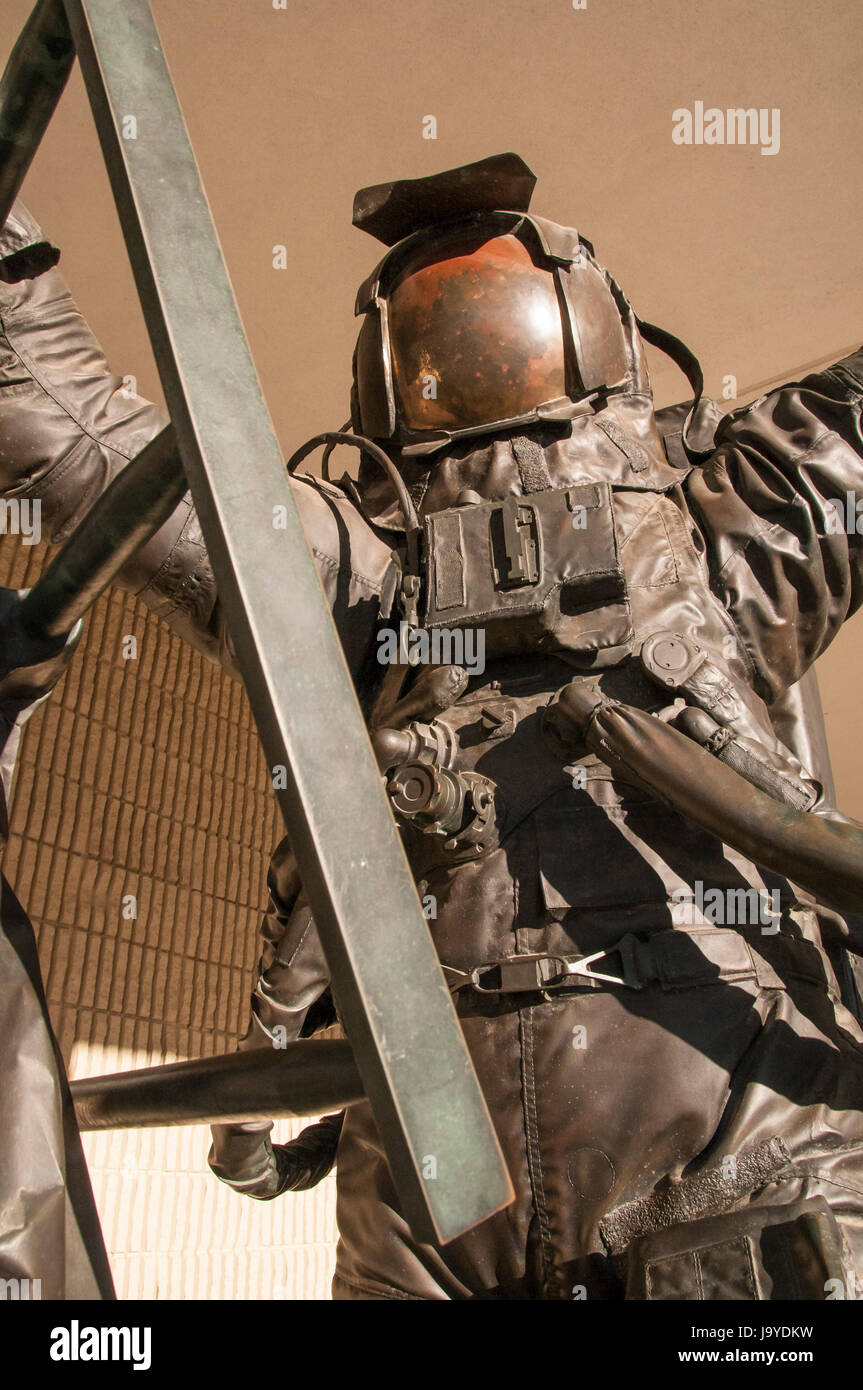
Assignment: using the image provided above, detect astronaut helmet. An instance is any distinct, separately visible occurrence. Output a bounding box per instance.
[349,153,652,459]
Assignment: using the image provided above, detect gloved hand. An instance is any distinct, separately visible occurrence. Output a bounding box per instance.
[0,585,81,831]
[0,587,81,715]
[208,1112,344,1200]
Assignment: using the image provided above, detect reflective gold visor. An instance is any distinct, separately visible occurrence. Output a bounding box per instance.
[386,232,566,433]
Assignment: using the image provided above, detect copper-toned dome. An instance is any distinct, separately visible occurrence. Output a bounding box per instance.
[385,232,566,433]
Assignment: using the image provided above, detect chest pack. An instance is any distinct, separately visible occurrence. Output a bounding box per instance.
[421,481,633,665]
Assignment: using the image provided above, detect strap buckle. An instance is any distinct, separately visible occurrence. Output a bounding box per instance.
[468,954,564,995]
[460,935,643,996]
[547,935,643,991]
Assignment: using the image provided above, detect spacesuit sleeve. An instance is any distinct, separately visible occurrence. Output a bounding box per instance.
[0,203,399,689]
[206,831,339,1200]
[0,201,234,671]
[238,834,333,1051]
[685,347,863,703]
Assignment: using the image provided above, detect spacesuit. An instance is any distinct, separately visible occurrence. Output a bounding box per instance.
[3,156,863,1300]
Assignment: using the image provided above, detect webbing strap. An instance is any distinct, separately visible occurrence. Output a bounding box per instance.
[511,434,553,492]
[444,928,831,998]
[636,317,716,458]
[600,1137,794,1255]
[594,416,650,473]
[637,318,704,404]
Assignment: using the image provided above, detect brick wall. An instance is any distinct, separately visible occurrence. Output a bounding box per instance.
[0,536,337,1299]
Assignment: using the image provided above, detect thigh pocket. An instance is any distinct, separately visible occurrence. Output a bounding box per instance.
[623,1198,846,1300]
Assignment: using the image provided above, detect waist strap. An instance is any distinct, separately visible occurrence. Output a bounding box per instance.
[442,928,832,999]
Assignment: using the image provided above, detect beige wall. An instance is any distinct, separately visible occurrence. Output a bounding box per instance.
[1,0,862,1299]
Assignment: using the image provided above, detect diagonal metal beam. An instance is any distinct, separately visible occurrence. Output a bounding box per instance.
[0,0,75,231]
[17,424,186,640]
[61,0,512,1243]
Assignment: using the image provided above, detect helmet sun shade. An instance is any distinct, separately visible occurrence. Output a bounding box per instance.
[353,212,629,456]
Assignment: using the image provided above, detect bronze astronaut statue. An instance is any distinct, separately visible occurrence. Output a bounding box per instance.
[3,155,863,1300]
